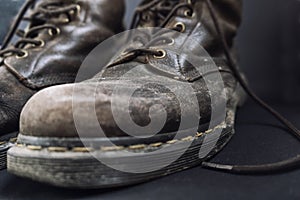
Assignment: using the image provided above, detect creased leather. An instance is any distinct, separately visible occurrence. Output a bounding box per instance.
[20,0,243,138]
[0,0,125,136]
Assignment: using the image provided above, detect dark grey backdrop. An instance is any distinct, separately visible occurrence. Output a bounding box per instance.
[1,0,299,104]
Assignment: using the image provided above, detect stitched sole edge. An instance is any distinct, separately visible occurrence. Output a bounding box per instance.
[8,130,233,189]
[0,132,18,170]
[7,120,234,189]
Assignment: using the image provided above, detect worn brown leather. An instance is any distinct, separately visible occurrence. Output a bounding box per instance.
[0,0,125,136]
[20,0,244,139]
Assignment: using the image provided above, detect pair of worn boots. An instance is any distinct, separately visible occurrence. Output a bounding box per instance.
[1,0,299,189]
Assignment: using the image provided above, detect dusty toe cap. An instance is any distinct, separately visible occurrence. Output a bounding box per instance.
[20,84,78,138]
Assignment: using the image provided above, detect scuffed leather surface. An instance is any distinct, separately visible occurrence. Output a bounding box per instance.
[20,65,236,138]
[20,0,243,138]
[0,68,35,135]
[0,0,125,136]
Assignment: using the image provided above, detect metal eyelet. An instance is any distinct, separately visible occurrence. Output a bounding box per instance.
[36,39,45,48]
[174,22,186,33]
[168,38,175,45]
[48,27,61,36]
[16,50,28,59]
[70,4,81,15]
[142,13,151,21]
[154,49,167,59]
[184,9,194,17]
[76,5,81,13]
[61,16,70,23]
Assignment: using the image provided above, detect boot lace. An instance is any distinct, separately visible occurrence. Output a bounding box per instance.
[0,0,80,88]
[106,0,193,69]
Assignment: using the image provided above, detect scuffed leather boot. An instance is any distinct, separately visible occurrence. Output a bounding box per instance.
[0,0,125,169]
[8,0,245,188]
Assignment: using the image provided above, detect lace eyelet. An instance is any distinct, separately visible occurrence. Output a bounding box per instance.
[154,49,167,59]
[16,50,28,59]
[184,9,194,17]
[174,22,186,33]
[36,39,45,48]
[70,4,81,15]
[48,27,61,36]
[142,14,151,21]
[168,38,175,45]
[61,16,70,23]
[75,5,81,14]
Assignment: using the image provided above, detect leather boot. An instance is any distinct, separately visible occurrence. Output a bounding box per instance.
[8,0,245,188]
[0,0,125,169]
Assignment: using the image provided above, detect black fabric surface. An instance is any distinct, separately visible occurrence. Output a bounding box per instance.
[0,101,300,200]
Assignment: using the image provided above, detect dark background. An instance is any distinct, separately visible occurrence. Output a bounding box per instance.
[0,0,300,199]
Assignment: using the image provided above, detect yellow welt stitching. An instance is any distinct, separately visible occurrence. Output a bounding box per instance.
[48,147,68,152]
[27,145,42,151]
[21,122,226,152]
[150,142,163,147]
[182,136,194,141]
[0,136,19,145]
[128,144,147,150]
[196,132,203,137]
[205,129,213,134]
[100,146,125,151]
[166,140,178,144]
[72,147,93,152]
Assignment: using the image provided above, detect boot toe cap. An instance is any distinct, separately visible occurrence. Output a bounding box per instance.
[20,84,77,138]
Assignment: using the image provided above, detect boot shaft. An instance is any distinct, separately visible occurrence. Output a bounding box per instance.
[135,0,242,54]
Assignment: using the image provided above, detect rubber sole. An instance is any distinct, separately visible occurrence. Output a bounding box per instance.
[0,132,18,170]
[7,106,237,189]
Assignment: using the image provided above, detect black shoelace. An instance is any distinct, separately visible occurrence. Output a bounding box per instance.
[202,0,300,174]
[0,0,79,89]
[108,0,300,174]
[106,0,192,69]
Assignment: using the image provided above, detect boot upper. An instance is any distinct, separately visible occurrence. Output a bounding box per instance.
[0,0,125,135]
[20,0,244,138]
[3,0,125,89]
